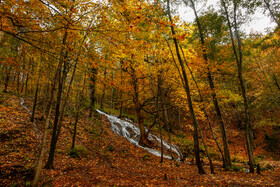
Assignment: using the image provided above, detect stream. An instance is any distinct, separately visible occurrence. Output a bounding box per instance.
[20,98,183,160]
[96,109,184,160]
[20,98,32,115]
[19,98,257,171]
[20,98,41,141]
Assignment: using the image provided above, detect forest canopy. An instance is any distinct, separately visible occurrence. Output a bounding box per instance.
[0,0,279,186]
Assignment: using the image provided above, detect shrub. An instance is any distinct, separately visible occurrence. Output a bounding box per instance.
[142,154,151,160]
[69,145,88,158]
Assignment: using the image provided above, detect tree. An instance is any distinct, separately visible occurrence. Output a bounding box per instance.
[262,0,280,27]
[220,0,255,173]
[183,0,232,169]
[166,0,206,174]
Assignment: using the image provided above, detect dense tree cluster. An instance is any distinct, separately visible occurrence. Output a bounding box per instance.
[0,0,279,184]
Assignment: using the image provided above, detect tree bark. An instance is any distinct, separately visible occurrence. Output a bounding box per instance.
[119,61,124,118]
[4,66,10,93]
[130,64,148,146]
[89,67,97,117]
[17,71,20,93]
[32,56,63,186]
[199,127,215,174]
[157,73,164,163]
[24,73,29,94]
[180,45,225,166]
[221,0,254,173]
[110,71,115,110]
[31,58,42,122]
[166,0,205,174]
[101,69,107,110]
[186,0,232,169]
[45,28,69,170]
[71,92,80,150]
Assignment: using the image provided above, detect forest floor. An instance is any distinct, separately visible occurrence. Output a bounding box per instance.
[0,92,280,186]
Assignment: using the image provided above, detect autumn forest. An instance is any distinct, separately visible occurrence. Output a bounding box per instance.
[0,0,280,186]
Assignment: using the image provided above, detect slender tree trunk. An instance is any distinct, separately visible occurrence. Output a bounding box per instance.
[4,66,10,93]
[44,61,66,170]
[199,127,215,174]
[32,58,63,186]
[24,73,29,94]
[263,0,280,27]
[166,0,205,174]
[207,117,225,166]
[180,45,225,165]
[119,61,124,118]
[187,0,232,168]
[71,65,87,150]
[89,67,97,117]
[51,56,79,155]
[161,88,173,159]
[157,74,164,163]
[110,71,115,110]
[159,120,164,163]
[101,69,107,110]
[21,74,25,93]
[17,71,20,93]
[233,1,254,173]
[207,71,232,168]
[45,28,69,169]
[32,104,52,187]
[41,77,51,120]
[221,0,254,173]
[71,92,80,150]
[45,28,88,168]
[31,59,42,122]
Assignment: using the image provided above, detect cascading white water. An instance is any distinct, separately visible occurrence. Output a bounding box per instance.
[20,98,32,115]
[20,98,41,141]
[96,109,184,160]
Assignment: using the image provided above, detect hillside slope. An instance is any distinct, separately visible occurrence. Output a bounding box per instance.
[0,92,279,186]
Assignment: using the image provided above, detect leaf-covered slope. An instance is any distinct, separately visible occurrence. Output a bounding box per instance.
[0,93,280,186]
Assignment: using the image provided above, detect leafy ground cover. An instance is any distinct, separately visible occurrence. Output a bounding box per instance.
[0,92,279,186]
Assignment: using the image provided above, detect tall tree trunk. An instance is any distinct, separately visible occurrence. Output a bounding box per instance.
[45,28,88,169]
[21,74,25,93]
[31,59,42,122]
[207,71,232,169]
[161,88,173,159]
[17,71,20,93]
[180,45,225,165]
[72,65,87,150]
[24,73,29,94]
[4,66,10,93]
[32,58,63,186]
[166,0,205,174]
[221,0,254,173]
[101,69,107,110]
[187,0,232,169]
[110,71,115,110]
[89,67,97,117]
[130,65,148,146]
[44,60,66,170]
[71,92,80,150]
[199,127,215,174]
[156,73,164,163]
[119,61,124,118]
[45,28,69,169]
[51,56,79,156]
